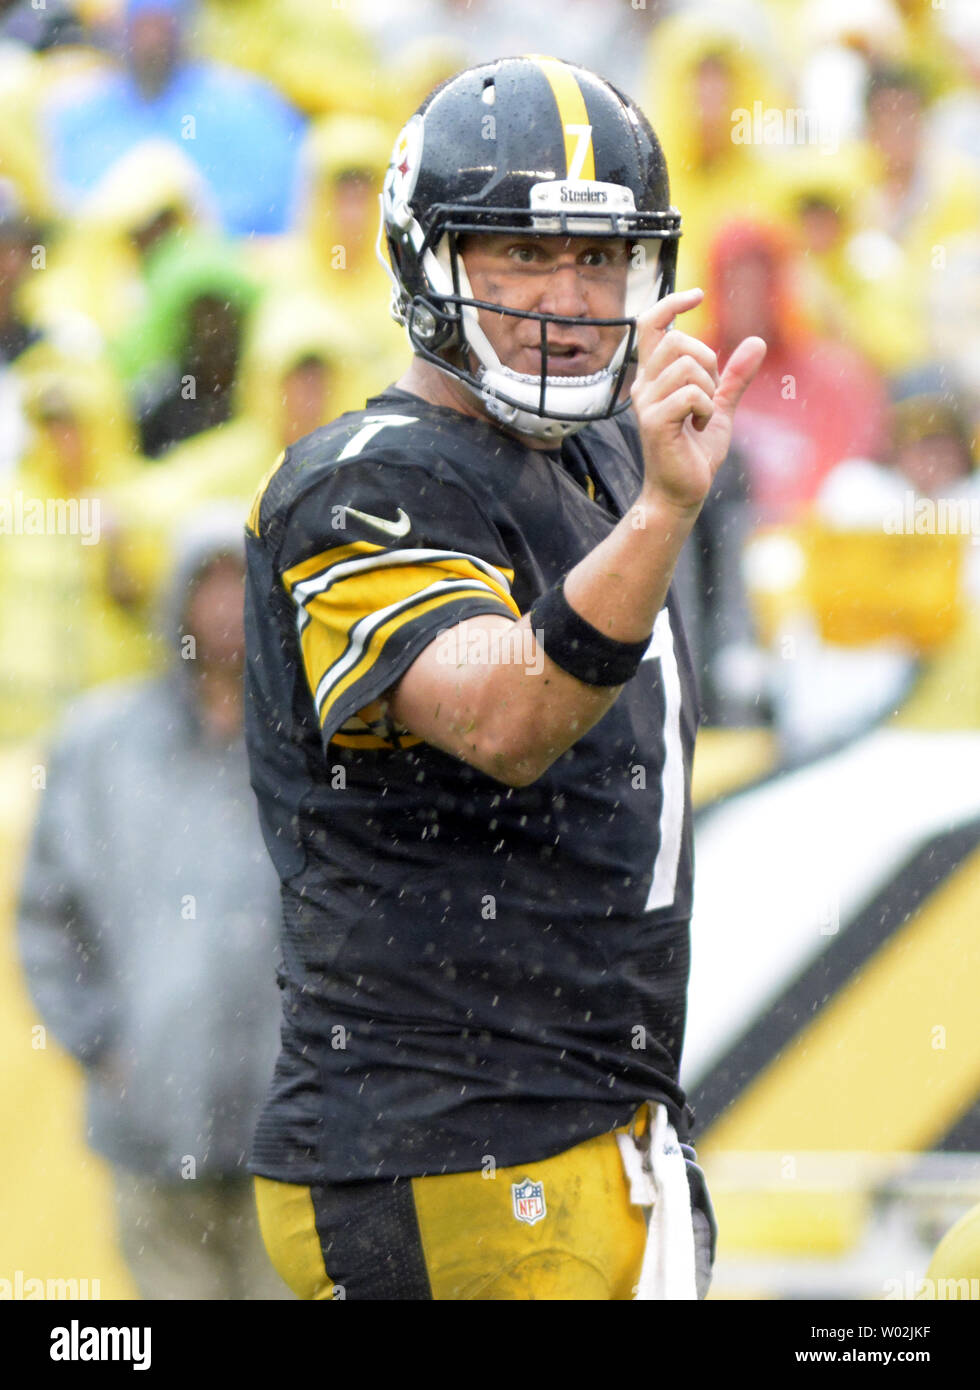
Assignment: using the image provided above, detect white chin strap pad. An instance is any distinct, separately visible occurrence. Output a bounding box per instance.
[479,366,614,440]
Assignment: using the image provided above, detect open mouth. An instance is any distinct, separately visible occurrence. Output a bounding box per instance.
[525,343,593,373]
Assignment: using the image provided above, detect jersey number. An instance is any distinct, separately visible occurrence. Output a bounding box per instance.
[336,414,418,461]
[644,607,684,912]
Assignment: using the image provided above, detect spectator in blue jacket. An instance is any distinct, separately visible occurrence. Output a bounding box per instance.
[44,0,306,237]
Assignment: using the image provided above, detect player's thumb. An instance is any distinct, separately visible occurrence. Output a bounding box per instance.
[713,336,767,420]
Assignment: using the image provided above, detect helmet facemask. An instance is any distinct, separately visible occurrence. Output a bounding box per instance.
[382,201,679,443]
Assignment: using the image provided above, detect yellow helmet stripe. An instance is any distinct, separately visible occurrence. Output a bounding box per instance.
[526,55,596,182]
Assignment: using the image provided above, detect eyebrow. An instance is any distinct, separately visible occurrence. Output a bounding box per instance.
[488,237,629,256]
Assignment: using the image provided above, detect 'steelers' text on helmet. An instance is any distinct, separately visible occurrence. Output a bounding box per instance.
[378,55,682,443]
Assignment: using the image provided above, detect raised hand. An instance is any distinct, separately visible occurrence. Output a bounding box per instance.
[630,287,766,515]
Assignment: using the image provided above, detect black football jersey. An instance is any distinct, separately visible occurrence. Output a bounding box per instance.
[244,387,700,1181]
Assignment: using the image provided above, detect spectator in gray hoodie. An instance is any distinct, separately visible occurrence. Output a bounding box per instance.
[17,507,292,1299]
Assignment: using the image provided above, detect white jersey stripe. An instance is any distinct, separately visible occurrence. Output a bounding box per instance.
[293,547,513,632]
[311,576,507,716]
[646,607,685,912]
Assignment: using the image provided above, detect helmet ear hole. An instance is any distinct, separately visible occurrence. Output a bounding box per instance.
[411,304,438,342]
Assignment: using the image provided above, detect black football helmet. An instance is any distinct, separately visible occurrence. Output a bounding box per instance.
[379,55,681,442]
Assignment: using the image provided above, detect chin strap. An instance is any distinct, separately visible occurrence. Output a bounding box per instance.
[476,370,605,441]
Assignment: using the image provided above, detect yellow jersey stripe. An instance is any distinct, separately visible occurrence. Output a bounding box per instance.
[281,539,385,594]
[322,584,517,727]
[298,611,346,719]
[285,545,515,623]
[332,700,425,751]
[294,558,519,723]
[247,451,287,538]
[528,55,595,181]
[330,731,424,750]
[310,571,518,709]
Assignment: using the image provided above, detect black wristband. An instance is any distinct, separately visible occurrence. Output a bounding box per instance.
[528,580,651,686]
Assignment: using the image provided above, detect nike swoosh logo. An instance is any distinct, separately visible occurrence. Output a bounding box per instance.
[341,506,411,539]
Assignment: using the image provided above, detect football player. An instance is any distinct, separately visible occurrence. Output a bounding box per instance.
[245,56,765,1300]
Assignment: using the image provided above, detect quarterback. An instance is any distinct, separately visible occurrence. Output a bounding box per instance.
[244,56,765,1300]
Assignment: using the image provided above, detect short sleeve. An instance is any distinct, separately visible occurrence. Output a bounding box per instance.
[277,456,521,748]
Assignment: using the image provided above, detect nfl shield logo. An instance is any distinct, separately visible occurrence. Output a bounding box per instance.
[511,1178,547,1226]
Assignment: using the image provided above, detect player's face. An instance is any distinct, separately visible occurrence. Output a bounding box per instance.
[460,233,631,378]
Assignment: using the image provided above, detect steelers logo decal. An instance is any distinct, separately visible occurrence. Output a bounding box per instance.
[385,114,424,229]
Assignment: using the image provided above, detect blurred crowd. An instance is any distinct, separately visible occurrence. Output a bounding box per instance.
[0,0,977,753]
[2,0,979,1298]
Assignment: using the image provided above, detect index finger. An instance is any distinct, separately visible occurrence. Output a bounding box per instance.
[634,287,704,360]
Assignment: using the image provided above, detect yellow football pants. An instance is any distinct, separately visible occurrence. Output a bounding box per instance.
[254,1121,649,1301]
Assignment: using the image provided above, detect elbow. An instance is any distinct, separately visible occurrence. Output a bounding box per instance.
[485,760,547,789]
[471,729,554,789]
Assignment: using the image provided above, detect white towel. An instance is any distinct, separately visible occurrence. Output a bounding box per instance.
[616,1101,698,1300]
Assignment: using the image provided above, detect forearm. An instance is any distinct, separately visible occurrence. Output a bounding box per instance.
[562,488,698,642]
[389,292,765,784]
[389,491,698,785]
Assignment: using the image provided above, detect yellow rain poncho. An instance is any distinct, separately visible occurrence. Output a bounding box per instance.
[759,0,965,91]
[248,113,410,394]
[773,144,929,374]
[0,347,161,741]
[861,141,980,276]
[641,11,791,329]
[22,141,213,351]
[0,48,54,223]
[385,36,473,127]
[892,0,969,100]
[110,289,368,604]
[855,64,980,373]
[0,36,114,224]
[196,0,381,118]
